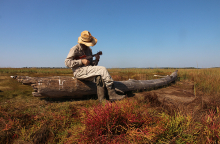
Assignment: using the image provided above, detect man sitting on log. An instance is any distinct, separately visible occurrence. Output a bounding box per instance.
[65,30,125,102]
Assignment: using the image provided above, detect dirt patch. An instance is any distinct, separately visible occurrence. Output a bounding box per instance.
[0,86,11,90]
[0,76,10,79]
[134,81,218,120]
[0,76,12,90]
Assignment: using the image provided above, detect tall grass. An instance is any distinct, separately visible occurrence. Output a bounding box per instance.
[108,68,173,81]
[178,68,220,96]
[109,68,220,97]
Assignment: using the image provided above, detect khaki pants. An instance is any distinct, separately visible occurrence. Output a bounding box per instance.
[73,66,113,88]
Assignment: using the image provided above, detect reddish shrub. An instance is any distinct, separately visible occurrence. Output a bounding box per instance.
[77,99,159,143]
[202,107,220,143]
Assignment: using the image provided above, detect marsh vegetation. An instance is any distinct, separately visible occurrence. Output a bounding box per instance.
[0,68,220,143]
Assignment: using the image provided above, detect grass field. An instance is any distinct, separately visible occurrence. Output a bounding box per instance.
[0,68,220,143]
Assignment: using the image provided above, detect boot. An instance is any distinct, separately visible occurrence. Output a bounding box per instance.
[107,84,126,101]
[97,86,106,102]
[95,75,106,102]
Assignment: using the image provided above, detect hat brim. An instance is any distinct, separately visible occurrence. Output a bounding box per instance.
[78,36,97,47]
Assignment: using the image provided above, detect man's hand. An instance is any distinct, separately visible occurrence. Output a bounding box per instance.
[81,59,90,66]
[95,55,100,61]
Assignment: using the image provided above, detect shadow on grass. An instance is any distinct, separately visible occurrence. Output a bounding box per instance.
[40,94,99,103]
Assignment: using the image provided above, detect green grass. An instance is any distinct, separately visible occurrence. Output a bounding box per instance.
[0,68,220,143]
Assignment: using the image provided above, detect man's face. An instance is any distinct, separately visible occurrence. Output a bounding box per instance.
[81,44,88,49]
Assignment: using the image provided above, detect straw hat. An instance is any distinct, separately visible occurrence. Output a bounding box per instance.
[78,30,97,47]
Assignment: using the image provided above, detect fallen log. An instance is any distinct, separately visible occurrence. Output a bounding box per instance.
[11,70,178,98]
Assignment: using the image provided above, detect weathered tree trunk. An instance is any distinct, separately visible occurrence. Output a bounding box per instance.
[11,70,178,98]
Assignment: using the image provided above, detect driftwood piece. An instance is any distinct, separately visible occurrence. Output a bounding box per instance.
[11,70,178,98]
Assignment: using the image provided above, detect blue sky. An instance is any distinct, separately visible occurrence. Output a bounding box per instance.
[0,0,219,68]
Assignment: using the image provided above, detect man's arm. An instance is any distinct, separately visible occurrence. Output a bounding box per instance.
[65,45,84,68]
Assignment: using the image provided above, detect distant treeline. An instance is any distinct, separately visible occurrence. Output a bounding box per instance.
[20,67,203,69]
[4,66,217,69]
[22,67,69,69]
[108,67,198,69]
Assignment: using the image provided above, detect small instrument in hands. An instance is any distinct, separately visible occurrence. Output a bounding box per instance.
[75,51,102,60]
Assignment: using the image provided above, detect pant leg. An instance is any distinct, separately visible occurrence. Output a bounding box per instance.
[74,66,114,88]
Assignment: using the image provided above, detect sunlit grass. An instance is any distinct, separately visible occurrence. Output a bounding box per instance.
[177,68,220,96]
[0,68,220,143]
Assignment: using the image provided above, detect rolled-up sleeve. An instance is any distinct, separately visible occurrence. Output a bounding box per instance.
[65,46,83,68]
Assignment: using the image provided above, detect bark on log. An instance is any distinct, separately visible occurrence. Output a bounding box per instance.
[11,70,178,98]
